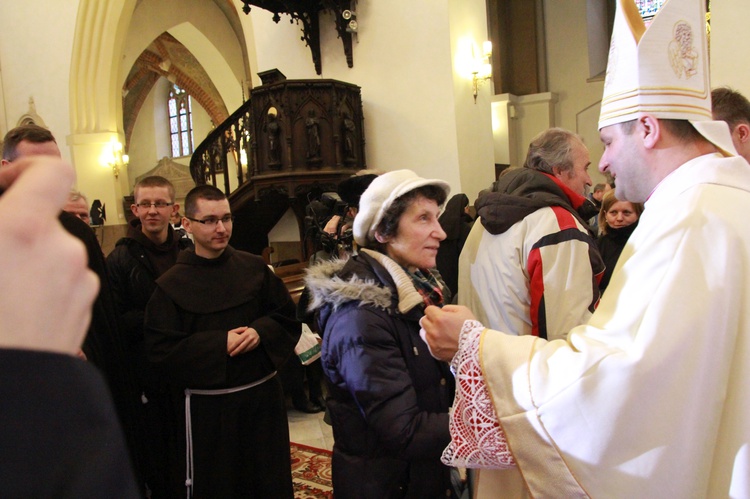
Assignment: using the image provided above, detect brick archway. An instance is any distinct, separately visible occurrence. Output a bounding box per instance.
[122,32,230,148]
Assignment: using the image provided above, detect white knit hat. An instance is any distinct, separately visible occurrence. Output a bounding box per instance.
[353,169,450,247]
[599,0,737,156]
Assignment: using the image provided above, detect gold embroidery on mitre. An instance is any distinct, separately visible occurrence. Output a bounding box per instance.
[669,21,699,79]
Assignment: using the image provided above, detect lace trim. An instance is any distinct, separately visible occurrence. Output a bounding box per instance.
[442,320,516,469]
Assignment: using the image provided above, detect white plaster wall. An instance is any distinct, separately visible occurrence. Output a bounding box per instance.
[710,2,750,97]
[269,208,301,242]
[448,0,497,201]
[127,79,161,183]
[0,0,78,163]
[492,92,558,170]
[543,0,607,185]
[169,22,245,113]
[191,93,214,150]
[154,78,172,161]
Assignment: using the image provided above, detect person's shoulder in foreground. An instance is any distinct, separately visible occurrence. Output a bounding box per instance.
[0,349,139,498]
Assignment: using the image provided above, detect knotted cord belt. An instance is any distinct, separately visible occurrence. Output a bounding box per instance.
[183,371,277,498]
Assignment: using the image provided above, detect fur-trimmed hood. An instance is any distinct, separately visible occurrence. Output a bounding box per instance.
[304,256,393,313]
[304,248,430,320]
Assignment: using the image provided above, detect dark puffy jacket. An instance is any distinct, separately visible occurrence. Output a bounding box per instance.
[305,250,456,498]
[106,222,192,390]
[597,221,639,293]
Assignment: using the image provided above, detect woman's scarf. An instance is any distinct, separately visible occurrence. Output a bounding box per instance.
[407,268,445,308]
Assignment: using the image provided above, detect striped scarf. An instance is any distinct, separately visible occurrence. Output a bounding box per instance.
[407,268,445,308]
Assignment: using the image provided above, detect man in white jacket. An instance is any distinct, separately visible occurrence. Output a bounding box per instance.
[458,128,605,498]
[459,128,603,344]
[421,0,750,497]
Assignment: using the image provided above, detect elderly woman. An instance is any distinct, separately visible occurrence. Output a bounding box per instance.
[305,170,456,498]
[597,191,644,292]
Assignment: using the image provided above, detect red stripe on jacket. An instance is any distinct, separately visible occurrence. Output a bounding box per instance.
[527,206,579,338]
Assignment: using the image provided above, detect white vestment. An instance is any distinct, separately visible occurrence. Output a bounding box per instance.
[458,153,750,497]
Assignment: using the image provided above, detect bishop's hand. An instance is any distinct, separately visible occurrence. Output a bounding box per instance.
[420,305,477,361]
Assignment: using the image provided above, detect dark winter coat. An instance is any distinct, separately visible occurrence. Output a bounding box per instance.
[105,220,194,496]
[436,193,474,298]
[107,222,194,344]
[60,212,142,489]
[305,249,456,499]
[106,221,193,391]
[597,221,639,293]
[0,350,139,499]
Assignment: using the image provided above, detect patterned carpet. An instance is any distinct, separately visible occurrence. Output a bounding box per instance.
[291,442,333,498]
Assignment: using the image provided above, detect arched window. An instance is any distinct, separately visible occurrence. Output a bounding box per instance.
[636,0,666,25]
[168,84,194,157]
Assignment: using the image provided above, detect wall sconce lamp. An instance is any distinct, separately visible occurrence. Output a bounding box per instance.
[472,41,493,103]
[100,139,129,179]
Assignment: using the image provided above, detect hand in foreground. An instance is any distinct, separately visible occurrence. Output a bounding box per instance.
[0,156,99,355]
[420,305,477,361]
[227,326,261,357]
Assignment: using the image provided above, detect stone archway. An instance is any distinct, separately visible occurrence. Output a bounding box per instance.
[68,0,253,225]
[122,32,230,150]
[68,0,137,225]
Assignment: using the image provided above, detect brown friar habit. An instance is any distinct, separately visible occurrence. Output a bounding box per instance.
[145,246,300,498]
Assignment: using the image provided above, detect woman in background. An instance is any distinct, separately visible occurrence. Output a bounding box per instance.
[597,191,644,293]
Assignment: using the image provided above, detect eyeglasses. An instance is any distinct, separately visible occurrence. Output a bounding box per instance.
[136,201,174,209]
[187,215,235,227]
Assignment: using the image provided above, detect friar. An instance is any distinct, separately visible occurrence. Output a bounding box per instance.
[145,184,300,498]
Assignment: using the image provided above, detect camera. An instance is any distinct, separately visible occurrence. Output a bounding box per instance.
[304,192,353,258]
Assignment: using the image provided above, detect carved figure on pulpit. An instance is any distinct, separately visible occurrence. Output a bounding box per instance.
[266,112,281,166]
[342,111,356,163]
[305,111,321,160]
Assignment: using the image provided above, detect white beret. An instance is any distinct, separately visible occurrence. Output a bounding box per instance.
[353,169,450,247]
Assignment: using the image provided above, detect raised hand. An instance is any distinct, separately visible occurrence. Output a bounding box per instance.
[0,156,99,355]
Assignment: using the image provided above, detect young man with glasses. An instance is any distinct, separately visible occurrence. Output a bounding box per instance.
[106,175,193,498]
[144,184,300,498]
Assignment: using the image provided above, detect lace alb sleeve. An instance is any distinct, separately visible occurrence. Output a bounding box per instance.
[441,320,516,469]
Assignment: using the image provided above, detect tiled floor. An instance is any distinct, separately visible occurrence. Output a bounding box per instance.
[288,408,334,451]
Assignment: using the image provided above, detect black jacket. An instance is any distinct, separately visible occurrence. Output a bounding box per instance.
[106,221,193,390]
[436,193,474,298]
[60,212,142,481]
[0,350,139,499]
[305,250,455,498]
[597,221,639,293]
